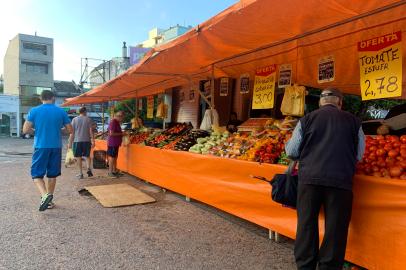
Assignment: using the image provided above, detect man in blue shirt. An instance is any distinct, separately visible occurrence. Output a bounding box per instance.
[23,90,72,211]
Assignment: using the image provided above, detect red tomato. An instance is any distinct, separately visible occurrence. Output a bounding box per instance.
[400,173,406,180]
[400,144,406,150]
[376,149,386,156]
[380,168,390,178]
[378,140,386,146]
[400,135,406,144]
[389,166,403,178]
[377,158,386,168]
[369,146,377,152]
[399,160,406,169]
[384,144,393,151]
[369,153,377,161]
[397,156,404,162]
[386,157,396,167]
[370,140,379,145]
[400,149,406,158]
[393,142,401,148]
[376,135,385,140]
[388,150,399,158]
[372,166,380,172]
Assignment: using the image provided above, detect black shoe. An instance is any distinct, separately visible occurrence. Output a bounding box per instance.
[113,171,124,177]
[39,194,53,212]
[87,169,94,177]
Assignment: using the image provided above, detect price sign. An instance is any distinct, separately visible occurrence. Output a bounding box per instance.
[278,64,292,88]
[358,31,402,100]
[147,96,154,119]
[220,78,229,96]
[240,74,250,94]
[318,55,335,83]
[252,65,276,109]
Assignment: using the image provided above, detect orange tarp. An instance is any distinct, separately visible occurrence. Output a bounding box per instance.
[64,0,406,106]
[95,140,406,270]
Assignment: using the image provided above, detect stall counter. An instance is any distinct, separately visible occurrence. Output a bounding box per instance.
[95,140,406,270]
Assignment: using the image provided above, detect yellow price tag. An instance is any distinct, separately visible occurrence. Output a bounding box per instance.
[358,31,402,100]
[252,65,276,109]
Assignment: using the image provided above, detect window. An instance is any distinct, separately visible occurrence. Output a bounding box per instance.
[21,62,48,74]
[23,42,47,55]
[20,86,52,106]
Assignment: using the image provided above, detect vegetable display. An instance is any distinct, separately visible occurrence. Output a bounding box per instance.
[357,135,405,179]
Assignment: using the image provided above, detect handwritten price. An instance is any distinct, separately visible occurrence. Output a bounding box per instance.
[254,92,273,104]
[364,76,399,97]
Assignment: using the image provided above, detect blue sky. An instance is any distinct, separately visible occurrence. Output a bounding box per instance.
[0,0,237,81]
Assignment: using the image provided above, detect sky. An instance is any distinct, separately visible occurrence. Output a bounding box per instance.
[0,0,237,82]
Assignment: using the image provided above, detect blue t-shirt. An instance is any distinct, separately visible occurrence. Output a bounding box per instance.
[27,104,71,148]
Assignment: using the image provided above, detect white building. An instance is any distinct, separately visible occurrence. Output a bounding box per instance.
[3,33,54,136]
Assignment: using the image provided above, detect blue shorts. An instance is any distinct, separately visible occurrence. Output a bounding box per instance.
[31,148,62,179]
[107,146,120,158]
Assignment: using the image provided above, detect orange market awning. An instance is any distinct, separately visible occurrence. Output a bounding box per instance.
[63,0,406,106]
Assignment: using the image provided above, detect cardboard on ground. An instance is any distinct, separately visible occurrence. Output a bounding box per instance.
[85,183,156,207]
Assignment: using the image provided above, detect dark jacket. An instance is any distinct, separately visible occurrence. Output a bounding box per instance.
[298,104,361,190]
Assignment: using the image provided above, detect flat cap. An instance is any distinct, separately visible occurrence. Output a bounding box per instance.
[320,88,343,99]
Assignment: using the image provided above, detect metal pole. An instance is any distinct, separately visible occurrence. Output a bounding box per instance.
[102,103,105,133]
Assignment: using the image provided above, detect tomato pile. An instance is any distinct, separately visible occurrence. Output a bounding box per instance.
[357,135,406,179]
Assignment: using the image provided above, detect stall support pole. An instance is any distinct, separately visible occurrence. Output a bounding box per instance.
[210,65,215,110]
[102,103,105,133]
[269,230,275,240]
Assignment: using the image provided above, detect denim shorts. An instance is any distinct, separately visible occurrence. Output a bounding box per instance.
[31,148,62,179]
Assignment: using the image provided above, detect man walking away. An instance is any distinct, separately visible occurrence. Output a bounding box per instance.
[107,111,124,178]
[69,106,95,179]
[23,90,72,211]
[285,88,365,270]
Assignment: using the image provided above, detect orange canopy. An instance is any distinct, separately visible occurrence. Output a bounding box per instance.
[63,0,406,106]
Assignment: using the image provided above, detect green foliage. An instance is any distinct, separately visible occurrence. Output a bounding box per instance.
[111,99,136,123]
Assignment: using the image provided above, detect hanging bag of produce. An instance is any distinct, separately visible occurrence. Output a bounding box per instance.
[280,84,305,117]
[270,161,298,208]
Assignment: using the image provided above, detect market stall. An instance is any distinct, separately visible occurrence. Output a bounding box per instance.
[67,1,406,269]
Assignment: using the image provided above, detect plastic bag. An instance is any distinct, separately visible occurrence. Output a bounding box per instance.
[122,135,130,146]
[281,84,306,117]
[65,149,75,165]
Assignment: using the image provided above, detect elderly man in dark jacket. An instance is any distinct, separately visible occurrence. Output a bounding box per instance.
[286,88,365,270]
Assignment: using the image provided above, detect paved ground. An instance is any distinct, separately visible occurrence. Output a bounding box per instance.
[0,137,296,270]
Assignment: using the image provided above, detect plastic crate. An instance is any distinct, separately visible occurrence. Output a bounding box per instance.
[93,150,107,169]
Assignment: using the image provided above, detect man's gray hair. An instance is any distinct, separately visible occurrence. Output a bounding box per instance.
[320,95,341,106]
[319,88,343,107]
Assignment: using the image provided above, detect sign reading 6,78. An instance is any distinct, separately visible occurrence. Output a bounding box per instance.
[358,31,402,100]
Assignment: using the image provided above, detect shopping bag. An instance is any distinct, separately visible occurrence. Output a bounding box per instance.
[122,135,130,146]
[65,149,75,166]
[270,161,298,208]
[281,84,305,117]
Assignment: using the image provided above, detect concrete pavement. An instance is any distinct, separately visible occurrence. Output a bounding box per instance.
[0,138,296,270]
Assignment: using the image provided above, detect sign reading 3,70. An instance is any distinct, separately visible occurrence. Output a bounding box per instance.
[358,31,402,100]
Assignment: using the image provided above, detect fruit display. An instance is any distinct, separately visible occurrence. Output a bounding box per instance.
[356,135,406,179]
[174,130,210,151]
[189,131,230,154]
[188,121,293,164]
[129,131,151,144]
[144,123,193,148]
